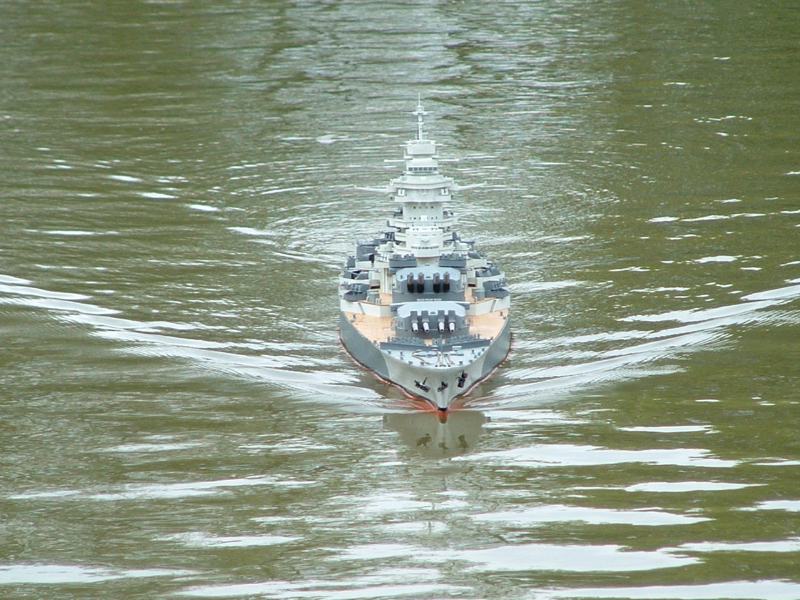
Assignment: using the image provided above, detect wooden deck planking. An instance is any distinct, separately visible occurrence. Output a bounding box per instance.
[467,309,507,340]
[350,300,506,345]
[350,312,394,343]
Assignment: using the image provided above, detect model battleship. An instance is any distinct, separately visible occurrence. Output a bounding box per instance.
[339,101,511,411]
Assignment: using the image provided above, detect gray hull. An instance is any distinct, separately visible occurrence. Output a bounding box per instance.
[340,314,510,410]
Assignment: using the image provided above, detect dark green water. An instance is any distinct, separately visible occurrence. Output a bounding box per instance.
[2,1,799,598]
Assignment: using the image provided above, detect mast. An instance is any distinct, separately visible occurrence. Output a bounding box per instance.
[413,95,427,141]
[355,101,482,258]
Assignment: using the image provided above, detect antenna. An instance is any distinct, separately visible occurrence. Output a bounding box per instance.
[412,95,427,141]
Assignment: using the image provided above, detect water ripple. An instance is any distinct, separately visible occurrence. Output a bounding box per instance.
[472,505,708,527]
[455,444,737,469]
[0,564,193,585]
[539,580,800,599]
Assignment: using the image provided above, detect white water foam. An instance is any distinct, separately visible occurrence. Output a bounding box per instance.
[538,580,800,599]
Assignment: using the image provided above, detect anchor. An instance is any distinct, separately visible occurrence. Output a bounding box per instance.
[457,371,468,388]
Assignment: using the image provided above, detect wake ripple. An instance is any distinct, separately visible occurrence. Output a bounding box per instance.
[3,273,799,412]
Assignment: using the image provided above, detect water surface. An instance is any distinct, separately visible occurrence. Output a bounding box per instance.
[2,1,799,598]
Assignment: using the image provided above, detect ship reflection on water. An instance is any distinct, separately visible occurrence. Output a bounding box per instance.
[383,410,487,458]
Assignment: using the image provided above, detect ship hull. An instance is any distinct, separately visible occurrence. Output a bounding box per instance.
[340,314,511,410]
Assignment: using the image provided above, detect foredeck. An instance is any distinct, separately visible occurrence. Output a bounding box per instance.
[349,312,393,343]
[347,299,507,346]
[468,309,508,340]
